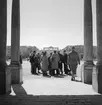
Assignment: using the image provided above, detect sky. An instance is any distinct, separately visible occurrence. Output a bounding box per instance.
[7,0,96,49]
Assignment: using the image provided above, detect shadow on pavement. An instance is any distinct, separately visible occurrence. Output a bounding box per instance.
[0,84,101,105]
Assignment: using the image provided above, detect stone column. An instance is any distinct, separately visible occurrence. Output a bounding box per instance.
[10,0,22,84]
[92,0,102,94]
[0,0,11,94]
[82,0,94,84]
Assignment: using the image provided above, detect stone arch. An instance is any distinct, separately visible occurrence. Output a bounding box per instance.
[0,0,102,94]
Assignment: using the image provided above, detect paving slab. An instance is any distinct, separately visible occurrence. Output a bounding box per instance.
[2,61,101,105]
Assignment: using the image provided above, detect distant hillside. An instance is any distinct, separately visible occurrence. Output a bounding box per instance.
[6,45,97,60]
[6,46,40,59]
[62,45,97,59]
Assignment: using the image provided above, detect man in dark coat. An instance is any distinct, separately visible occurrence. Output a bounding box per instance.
[19,55,23,69]
[48,52,52,76]
[63,50,69,75]
[51,50,60,76]
[36,53,41,74]
[68,46,80,81]
[29,51,38,75]
[58,51,63,75]
[20,55,22,64]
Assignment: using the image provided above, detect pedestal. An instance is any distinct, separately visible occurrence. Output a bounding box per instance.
[92,64,102,94]
[10,62,23,84]
[0,65,11,94]
[81,62,93,84]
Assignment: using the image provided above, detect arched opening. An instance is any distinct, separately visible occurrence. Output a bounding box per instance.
[6,0,99,96]
[0,1,102,104]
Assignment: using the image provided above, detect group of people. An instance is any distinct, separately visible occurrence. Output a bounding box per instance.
[29,46,80,81]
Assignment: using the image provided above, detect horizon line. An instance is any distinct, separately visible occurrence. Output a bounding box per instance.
[6,44,97,50]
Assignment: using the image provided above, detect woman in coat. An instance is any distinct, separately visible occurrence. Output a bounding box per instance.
[51,51,60,76]
[41,51,49,76]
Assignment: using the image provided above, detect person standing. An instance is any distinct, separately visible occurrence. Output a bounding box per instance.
[63,50,69,75]
[68,46,80,81]
[20,54,23,69]
[48,52,52,76]
[20,55,22,64]
[29,51,38,75]
[36,53,41,74]
[29,52,34,74]
[58,51,63,75]
[51,51,60,76]
[41,51,50,77]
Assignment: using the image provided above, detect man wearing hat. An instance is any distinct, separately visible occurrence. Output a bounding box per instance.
[68,46,80,81]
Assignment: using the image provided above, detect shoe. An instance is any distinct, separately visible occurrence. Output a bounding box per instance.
[71,78,75,81]
[43,74,51,77]
[38,71,42,74]
[67,72,71,75]
[34,73,39,75]
[71,78,73,81]
[47,75,51,77]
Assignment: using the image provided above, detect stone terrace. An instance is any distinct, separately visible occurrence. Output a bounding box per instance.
[2,61,101,105]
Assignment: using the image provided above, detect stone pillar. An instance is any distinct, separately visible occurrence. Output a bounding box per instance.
[82,0,94,84]
[92,0,102,94]
[0,0,11,94]
[10,0,22,84]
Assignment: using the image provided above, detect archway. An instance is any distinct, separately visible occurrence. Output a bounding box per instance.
[0,0,102,95]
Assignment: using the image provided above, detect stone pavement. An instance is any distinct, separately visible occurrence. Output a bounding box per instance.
[21,75,98,95]
[0,74,101,105]
[2,61,101,105]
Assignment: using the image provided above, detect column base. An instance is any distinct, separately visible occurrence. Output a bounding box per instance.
[10,62,23,84]
[0,65,11,95]
[92,64,102,94]
[81,61,94,84]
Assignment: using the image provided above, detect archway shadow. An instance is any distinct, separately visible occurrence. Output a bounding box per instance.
[0,84,101,105]
[12,84,28,96]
